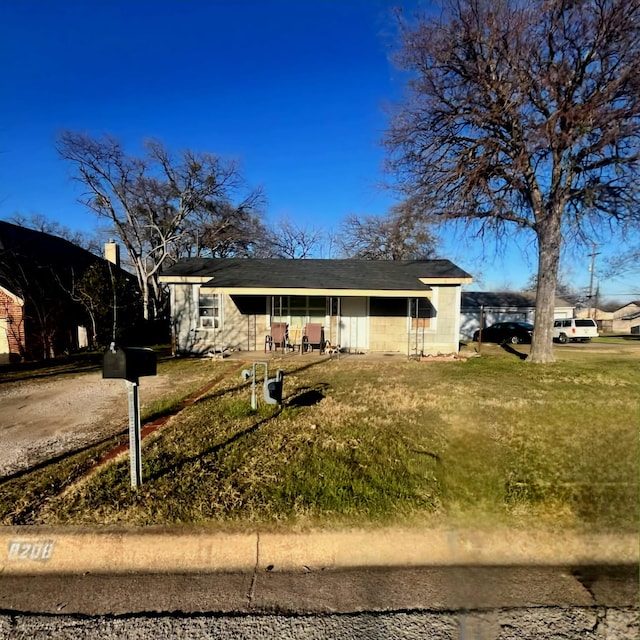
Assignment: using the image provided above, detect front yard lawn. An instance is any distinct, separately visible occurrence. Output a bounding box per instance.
[24,343,638,533]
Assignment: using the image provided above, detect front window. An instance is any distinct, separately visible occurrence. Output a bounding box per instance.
[410,297,434,329]
[199,291,220,329]
[271,296,327,324]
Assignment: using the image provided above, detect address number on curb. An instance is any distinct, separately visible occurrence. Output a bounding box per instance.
[7,540,55,562]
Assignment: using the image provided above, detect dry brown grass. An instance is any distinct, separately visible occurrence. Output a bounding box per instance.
[8,344,639,532]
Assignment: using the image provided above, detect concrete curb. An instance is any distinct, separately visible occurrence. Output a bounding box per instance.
[1,527,637,575]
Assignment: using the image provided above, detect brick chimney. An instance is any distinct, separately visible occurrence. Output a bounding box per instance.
[104,239,120,267]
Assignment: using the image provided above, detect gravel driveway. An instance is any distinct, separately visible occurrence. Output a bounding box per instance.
[0,371,189,477]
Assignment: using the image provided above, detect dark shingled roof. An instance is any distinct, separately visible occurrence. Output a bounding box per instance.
[0,221,101,293]
[160,258,472,291]
[0,221,98,268]
[461,291,572,308]
[0,221,133,293]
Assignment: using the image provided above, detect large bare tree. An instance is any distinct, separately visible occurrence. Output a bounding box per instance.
[58,133,263,320]
[260,216,325,259]
[339,199,437,260]
[386,0,640,362]
[171,194,266,259]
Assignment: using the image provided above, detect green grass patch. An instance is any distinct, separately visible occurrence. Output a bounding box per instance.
[16,346,640,532]
[594,334,640,343]
[0,436,125,525]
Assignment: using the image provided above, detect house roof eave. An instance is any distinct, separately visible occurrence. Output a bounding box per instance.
[201,286,437,298]
[419,277,472,285]
[159,275,214,284]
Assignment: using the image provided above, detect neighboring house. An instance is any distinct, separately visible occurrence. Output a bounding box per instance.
[0,285,25,363]
[611,301,640,334]
[0,221,98,361]
[460,291,574,340]
[575,307,614,332]
[158,258,472,357]
[0,222,134,362]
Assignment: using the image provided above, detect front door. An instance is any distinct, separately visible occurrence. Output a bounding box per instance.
[339,297,368,352]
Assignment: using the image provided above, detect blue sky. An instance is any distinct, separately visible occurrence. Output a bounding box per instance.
[0,0,636,301]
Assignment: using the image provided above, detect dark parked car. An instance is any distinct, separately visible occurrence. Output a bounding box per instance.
[473,321,534,344]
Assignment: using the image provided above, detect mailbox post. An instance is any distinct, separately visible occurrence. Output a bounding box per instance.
[103,344,157,488]
[126,380,142,487]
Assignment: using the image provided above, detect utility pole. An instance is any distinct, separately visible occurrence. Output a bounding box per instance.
[587,243,600,319]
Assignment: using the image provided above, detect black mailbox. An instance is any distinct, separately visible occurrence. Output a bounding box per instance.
[103,345,157,383]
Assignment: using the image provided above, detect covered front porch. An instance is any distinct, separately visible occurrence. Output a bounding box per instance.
[162,258,471,358]
[232,293,437,357]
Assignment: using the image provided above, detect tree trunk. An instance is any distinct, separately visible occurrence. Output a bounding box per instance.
[528,214,561,363]
[142,282,150,322]
[88,309,97,347]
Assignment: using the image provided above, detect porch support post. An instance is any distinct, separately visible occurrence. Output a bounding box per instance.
[414,298,418,356]
[337,297,341,347]
[407,298,411,358]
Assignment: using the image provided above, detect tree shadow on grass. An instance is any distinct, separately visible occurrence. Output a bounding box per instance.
[143,360,337,482]
[500,343,528,360]
[145,414,276,484]
[287,384,329,408]
[145,382,331,484]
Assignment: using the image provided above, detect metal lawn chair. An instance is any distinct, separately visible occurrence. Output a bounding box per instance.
[265,322,289,352]
[302,323,324,353]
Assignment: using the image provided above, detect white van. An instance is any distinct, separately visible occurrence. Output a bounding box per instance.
[552,318,599,343]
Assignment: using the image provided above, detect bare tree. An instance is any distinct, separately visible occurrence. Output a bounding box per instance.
[259,216,324,259]
[386,0,640,362]
[173,197,267,260]
[523,272,586,307]
[58,132,261,320]
[601,240,640,280]
[339,199,437,260]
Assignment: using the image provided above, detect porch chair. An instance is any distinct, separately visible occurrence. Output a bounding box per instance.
[302,323,324,353]
[265,322,289,352]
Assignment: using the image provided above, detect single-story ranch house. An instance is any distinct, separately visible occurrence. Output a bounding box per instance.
[159,258,472,357]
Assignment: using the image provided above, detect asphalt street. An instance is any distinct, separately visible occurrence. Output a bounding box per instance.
[0,565,637,639]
